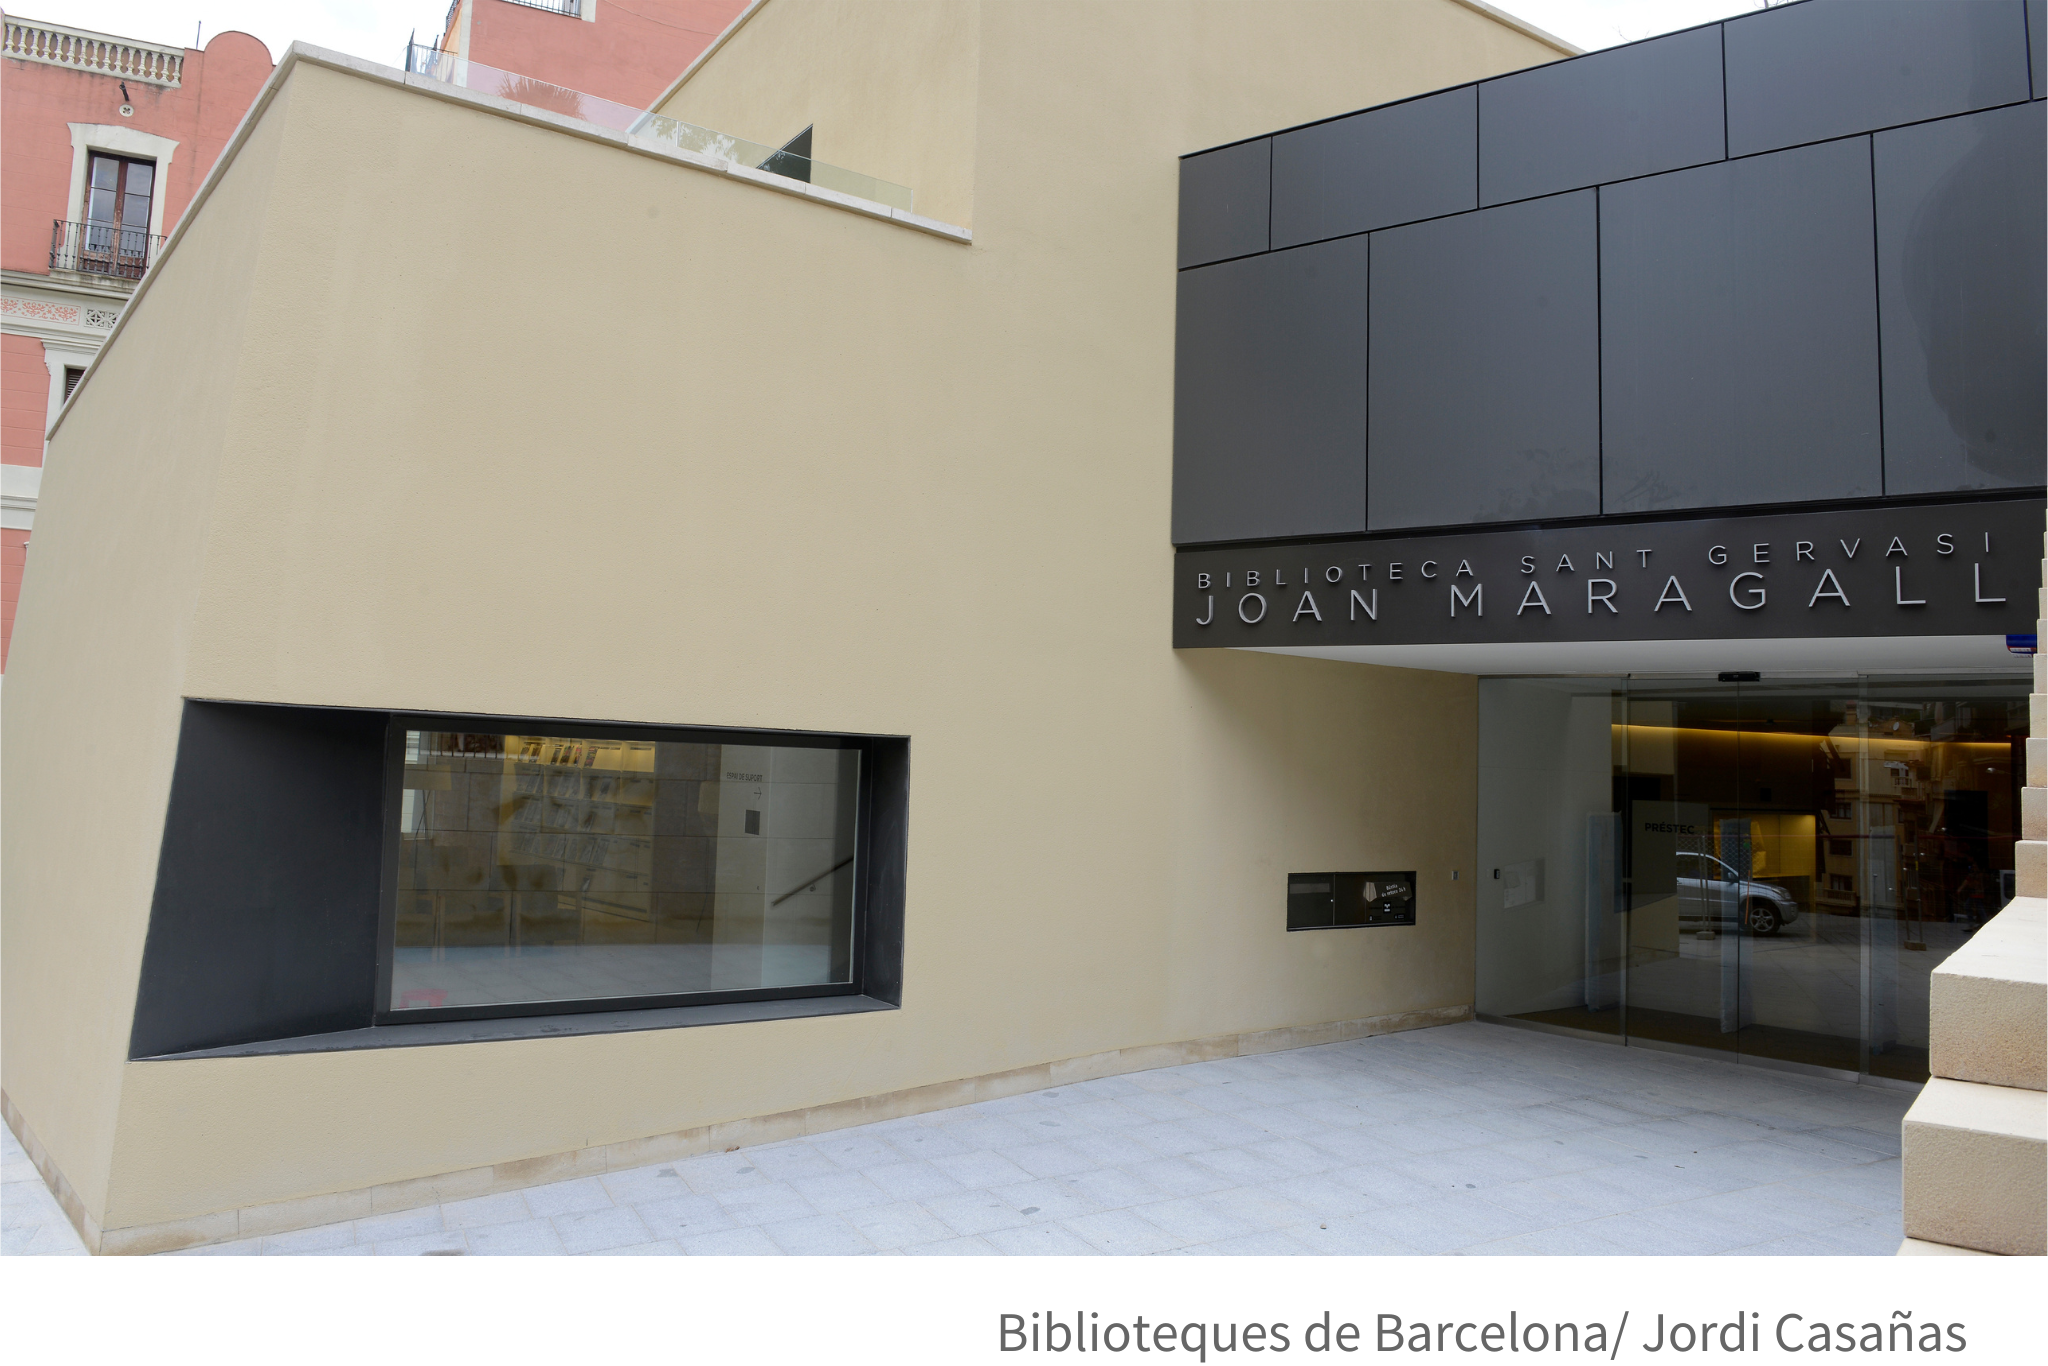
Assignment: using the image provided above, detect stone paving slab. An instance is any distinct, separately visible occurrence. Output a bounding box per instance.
[2,1021,1913,1257]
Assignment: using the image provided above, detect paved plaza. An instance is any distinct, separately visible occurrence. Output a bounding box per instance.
[3,1021,1912,1257]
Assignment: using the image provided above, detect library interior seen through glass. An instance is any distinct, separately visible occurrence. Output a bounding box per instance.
[389,727,862,1016]
[1476,674,2028,1083]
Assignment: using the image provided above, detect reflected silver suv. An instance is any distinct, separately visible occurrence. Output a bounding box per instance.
[1675,851,1802,936]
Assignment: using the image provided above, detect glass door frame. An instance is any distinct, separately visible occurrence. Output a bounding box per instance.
[1474,668,2030,1090]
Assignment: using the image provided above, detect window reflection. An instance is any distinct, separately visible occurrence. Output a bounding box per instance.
[1477,677,2025,1083]
[390,731,859,1012]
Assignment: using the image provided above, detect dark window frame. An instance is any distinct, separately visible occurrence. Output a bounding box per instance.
[370,712,883,1029]
[82,152,155,263]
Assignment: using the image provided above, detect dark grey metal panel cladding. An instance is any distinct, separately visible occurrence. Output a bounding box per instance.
[1724,0,2032,158]
[1877,101,2047,495]
[1270,87,1476,248]
[1601,138,1882,514]
[1172,236,1369,544]
[1478,24,1725,206]
[1367,191,1599,531]
[1178,138,1270,269]
[860,739,909,1007]
[130,702,387,1057]
[2031,0,2045,97]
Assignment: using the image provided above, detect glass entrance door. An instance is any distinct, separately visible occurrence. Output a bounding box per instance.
[1476,673,2027,1083]
[1850,679,2023,1082]
[1614,681,1746,1061]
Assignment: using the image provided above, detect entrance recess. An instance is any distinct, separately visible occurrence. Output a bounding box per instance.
[1476,674,2026,1083]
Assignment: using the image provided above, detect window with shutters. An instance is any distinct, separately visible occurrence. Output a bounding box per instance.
[82,154,155,274]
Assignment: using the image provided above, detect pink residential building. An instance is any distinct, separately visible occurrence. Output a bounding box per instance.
[1,12,271,668]
[424,1,749,110]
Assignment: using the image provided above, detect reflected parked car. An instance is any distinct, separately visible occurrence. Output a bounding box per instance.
[1674,851,1801,936]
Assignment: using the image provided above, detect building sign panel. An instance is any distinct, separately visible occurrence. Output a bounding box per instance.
[1173,497,2043,649]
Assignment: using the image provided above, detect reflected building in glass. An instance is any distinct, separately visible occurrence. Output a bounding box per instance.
[1476,678,2028,1084]
[391,731,860,1013]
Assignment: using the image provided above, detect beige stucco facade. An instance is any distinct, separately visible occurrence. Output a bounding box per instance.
[1,0,1568,1249]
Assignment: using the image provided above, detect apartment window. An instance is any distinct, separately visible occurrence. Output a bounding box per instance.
[83,153,154,269]
[382,723,870,1020]
[63,367,86,401]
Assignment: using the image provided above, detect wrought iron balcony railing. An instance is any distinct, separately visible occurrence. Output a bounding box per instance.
[50,219,164,281]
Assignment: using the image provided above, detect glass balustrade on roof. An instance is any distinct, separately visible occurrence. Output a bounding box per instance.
[403,46,913,213]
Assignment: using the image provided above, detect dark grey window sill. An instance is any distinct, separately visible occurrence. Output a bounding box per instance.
[139,994,898,1060]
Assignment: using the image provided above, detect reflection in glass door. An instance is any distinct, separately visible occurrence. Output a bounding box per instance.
[1619,681,1863,1073]
[1476,674,2027,1083]
[1615,683,1747,1062]
[1851,679,2022,1081]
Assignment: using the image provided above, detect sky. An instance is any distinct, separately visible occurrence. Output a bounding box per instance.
[1502,0,1785,50]
[9,0,1788,71]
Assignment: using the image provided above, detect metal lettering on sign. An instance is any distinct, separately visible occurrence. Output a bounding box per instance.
[1175,498,2043,649]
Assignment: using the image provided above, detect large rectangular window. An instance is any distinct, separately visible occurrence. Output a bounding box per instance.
[129,703,905,1059]
[383,725,865,1018]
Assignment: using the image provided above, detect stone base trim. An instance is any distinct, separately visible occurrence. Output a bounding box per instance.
[1,1088,105,1254]
[1897,1236,1997,1256]
[15,1003,1472,1255]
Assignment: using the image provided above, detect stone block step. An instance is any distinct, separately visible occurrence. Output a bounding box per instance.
[1902,1077,2047,1256]
[1931,898,2045,1092]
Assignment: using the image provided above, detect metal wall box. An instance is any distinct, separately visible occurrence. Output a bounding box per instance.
[1287,872,1417,930]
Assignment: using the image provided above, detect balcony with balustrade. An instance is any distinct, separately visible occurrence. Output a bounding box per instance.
[47,221,164,284]
[1,15,184,85]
